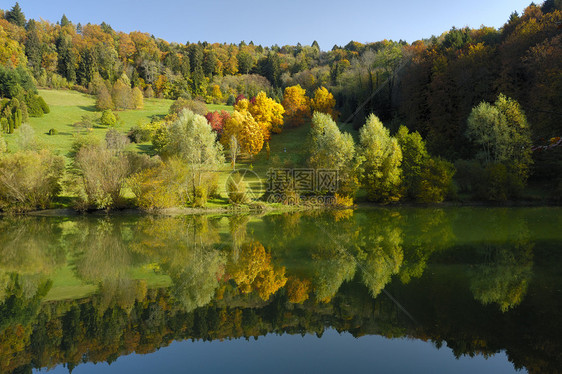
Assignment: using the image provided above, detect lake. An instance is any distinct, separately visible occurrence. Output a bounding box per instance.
[0,207,560,373]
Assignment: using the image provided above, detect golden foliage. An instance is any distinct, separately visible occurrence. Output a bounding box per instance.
[229,241,287,300]
[311,86,337,120]
[249,91,285,140]
[282,85,310,127]
[286,277,311,304]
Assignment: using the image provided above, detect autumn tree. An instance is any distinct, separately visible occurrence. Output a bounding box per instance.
[282,85,310,127]
[358,114,402,202]
[228,241,287,301]
[248,91,285,141]
[112,74,133,110]
[132,86,144,109]
[311,86,337,120]
[222,108,263,158]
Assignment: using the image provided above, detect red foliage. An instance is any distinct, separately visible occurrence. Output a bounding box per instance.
[205,110,231,136]
[234,94,246,105]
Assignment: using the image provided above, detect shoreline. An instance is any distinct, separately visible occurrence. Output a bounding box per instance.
[1,198,559,217]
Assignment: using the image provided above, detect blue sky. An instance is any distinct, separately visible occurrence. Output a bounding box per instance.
[8,0,534,49]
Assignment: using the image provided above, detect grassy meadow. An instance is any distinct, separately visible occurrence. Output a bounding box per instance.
[2,88,360,204]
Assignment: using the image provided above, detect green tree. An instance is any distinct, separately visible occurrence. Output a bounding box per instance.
[358,114,402,202]
[164,109,224,203]
[5,2,26,27]
[396,125,428,199]
[466,94,533,192]
[307,112,356,195]
[100,109,117,127]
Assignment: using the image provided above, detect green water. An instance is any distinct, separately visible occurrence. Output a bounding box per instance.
[0,207,561,373]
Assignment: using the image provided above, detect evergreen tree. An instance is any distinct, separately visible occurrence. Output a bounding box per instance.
[5,2,26,27]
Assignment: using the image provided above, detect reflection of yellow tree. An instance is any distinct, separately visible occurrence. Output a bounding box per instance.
[228,241,287,301]
[286,277,311,304]
[94,278,148,315]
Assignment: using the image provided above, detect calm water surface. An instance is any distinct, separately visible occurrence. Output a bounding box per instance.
[0,207,560,373]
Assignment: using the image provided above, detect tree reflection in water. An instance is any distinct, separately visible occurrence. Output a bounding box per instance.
[0,208,560,373]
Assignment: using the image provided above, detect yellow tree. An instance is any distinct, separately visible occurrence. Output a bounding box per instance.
[282,85,310,127]
[248,91,285,142]
[311,86,337,120]
[228,241,287,301]
[222,109,264,157]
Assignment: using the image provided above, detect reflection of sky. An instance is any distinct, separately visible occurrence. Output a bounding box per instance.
[35,329,522,374]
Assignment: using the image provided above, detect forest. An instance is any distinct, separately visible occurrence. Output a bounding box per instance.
[0,1,561,212]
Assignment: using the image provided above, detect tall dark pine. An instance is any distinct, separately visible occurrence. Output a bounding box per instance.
[5,2,26,27]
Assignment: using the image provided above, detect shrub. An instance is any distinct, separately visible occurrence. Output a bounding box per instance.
[227,172,249,204]
[0,150,65,212]
[105,128,130,151]
[226,94,236,106]
[416,158,456,203]
[100,109,117,127]
[25,93,45,117]
[38,96,50,114]
[72,145,128,209]
[129,158,189,210]
[0,133,6,153]
[193,186,208,207]
[70,133,102,157]
[48,128,58,135]
[169,98,207,116]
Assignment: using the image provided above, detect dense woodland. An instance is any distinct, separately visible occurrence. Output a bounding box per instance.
[0,2,561,211]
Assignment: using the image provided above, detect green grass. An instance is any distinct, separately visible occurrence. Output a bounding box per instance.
[3,89,233,162]
[44,265,98,302]
[44,262,173,302]
[227,122,359,198]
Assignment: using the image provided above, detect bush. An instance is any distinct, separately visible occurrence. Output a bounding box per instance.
[0,150,65,212]
[0,133,6,153]
[416,158,456,203]
[70,134,102,157]
[193,186,208,207]
[38,96,50,114]
[72,145,130,210]
[105,128,130,151]
[129,158,189,210]
[48,128,58,135]
[25,93,44,117]
[128,124,151,143]
[227,172,249,204]
[169,98,207,116]
[100,109,117,127]
[455,160,522,201]
[226,94,236,106]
